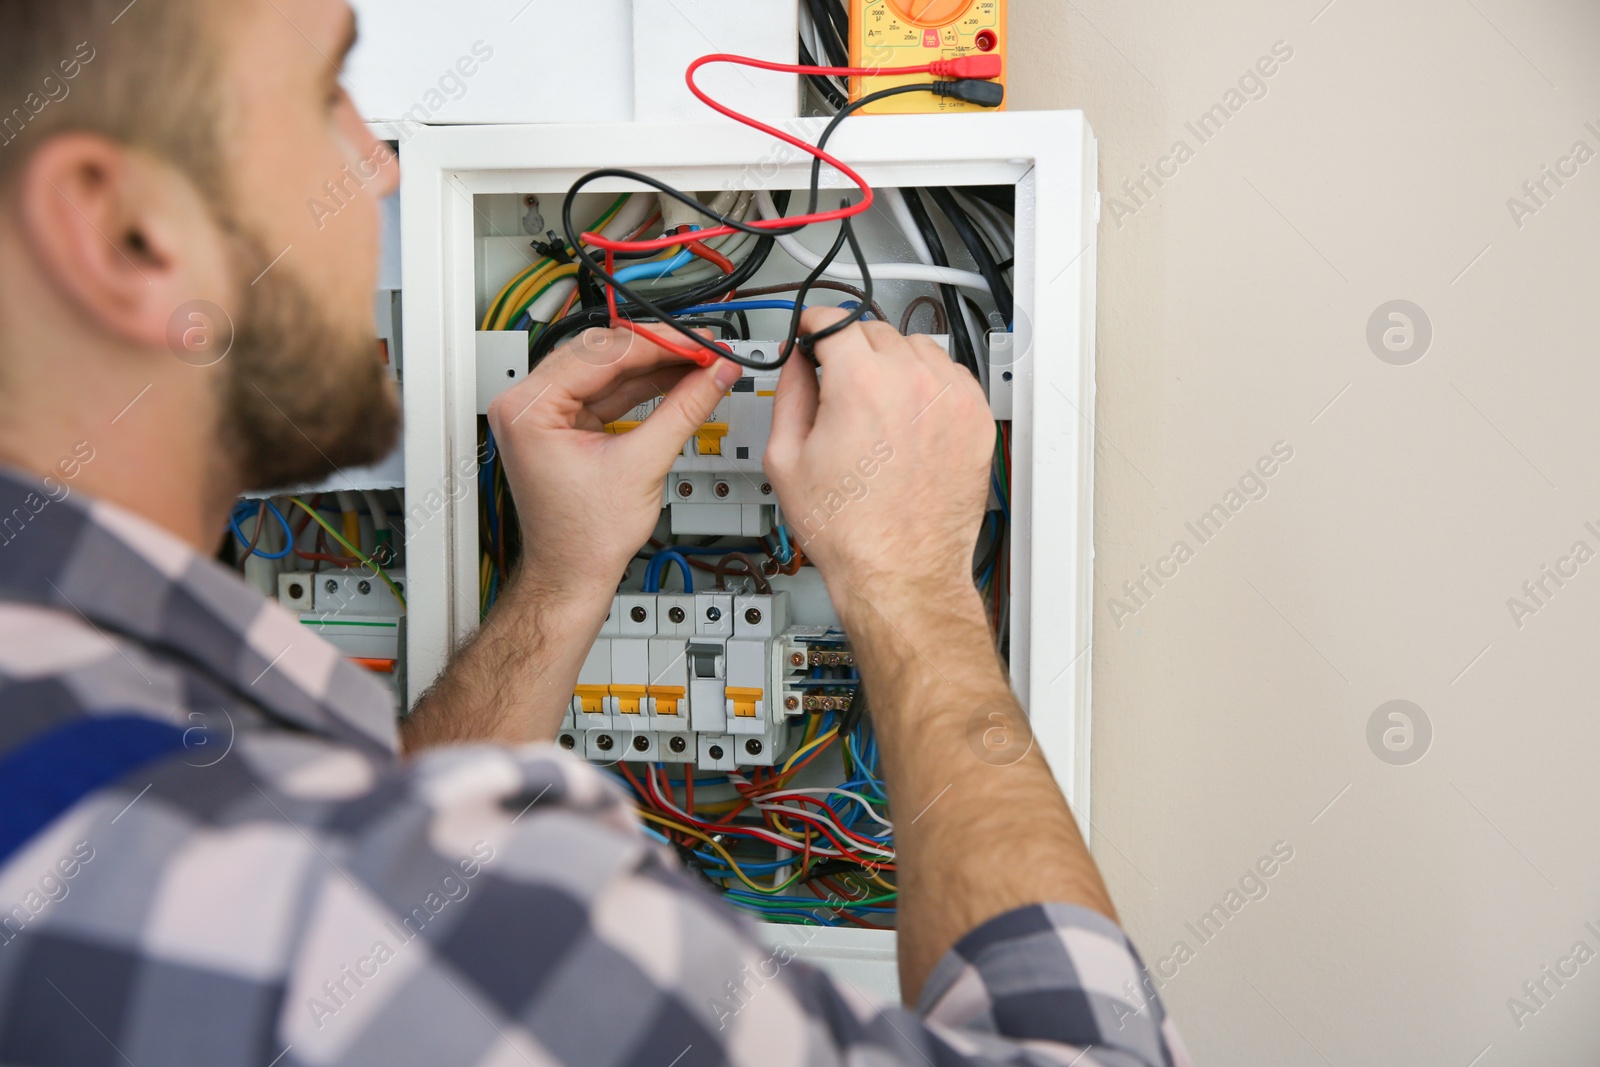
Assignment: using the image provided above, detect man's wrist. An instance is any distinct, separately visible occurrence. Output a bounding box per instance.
[503,557,617,629]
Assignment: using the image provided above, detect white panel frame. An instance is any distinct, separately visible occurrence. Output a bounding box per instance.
[397,112,1097,994]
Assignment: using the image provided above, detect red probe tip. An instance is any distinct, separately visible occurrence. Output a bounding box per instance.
[929,54,1002,80]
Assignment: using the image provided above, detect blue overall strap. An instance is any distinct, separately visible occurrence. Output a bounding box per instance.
[0,716,186,867]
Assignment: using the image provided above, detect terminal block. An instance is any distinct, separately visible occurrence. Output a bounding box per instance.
[780,626,861,718]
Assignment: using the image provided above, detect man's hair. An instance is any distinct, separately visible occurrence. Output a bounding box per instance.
[0,0,229,204]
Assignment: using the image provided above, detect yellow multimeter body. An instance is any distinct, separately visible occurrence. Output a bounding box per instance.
[848,0,1007,114]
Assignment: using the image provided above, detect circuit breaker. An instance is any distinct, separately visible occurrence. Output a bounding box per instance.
[558,590,864,771]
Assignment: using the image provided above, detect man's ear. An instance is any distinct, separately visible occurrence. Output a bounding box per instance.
[16,132,232,351]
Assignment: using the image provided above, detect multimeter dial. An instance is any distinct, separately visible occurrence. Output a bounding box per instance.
[886,0,971,28]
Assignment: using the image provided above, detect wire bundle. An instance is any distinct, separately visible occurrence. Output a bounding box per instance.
[617,705,895,926]
[558,52,1004,371]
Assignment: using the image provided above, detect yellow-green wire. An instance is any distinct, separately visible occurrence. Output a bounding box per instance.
[288,497,407,610]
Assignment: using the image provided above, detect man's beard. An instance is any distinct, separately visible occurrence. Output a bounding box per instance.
[217,228,401,493]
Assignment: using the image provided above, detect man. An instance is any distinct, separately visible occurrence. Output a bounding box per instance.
[0,1,1187,1064]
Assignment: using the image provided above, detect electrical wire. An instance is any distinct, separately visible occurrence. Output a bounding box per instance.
[288,498,407,608]
[563,62,1002,368]
[229,500,293,561]
[928,186,1014,327]
[898,294,948,335]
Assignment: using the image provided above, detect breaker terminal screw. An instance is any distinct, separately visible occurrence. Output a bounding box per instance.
[745,739,763,756]
[630,606,648,623]
[707,744,724,761]
[714,482,731,498]
[668,736,688,753]
[632,736,650,752]
[287,583,305,601]
[357,580,371,595]
[784,696,800,711]
[760,482,772,495]
[744,608,762,625]
[559,734,575,750]
[668,606,686,624]
[595,734,614,751]
[706,606,722,622]
[789,652,806,667]
[324,580,338,595]
[676,481,694,498]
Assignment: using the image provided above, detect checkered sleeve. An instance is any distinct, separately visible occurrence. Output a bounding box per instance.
[0,731,1186,1067]
[267,745,1190,1067]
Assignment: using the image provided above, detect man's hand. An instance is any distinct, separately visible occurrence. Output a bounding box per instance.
[766,309,1117,1005]
[764,307,994,627]
[488,326,743,595]
[403,325,740,753]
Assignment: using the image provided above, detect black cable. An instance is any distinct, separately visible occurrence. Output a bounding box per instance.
[529,191,791,366]
[559,82,946,371]
[900,187,980,377]
[797,37,847,110]
[804,0,850,67]
[929,187,1014,328]
[782,200,871,361]
[670,316,742,337]
[963,184,1016,215]
[821,0,852,55]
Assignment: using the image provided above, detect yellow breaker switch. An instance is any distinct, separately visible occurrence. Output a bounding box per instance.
[695,424,729,457]
[574,685,608,716]
[726,687,763,719]
[611,685,647,715]
[602,419,729,458]
[849,0,1006,115]
[648,685,686,716]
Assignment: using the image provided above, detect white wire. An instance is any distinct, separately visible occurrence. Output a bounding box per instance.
[525,277,577,323]
[882,187,934,266]
[754,190,993,295]
[645,776,867,859]
[752,802,896,858]
[758,788,894,834]
[952,189,1014,267]
[358,489,388,537]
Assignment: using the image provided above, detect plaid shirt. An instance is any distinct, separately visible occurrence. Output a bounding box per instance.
[0,466,1188,1067]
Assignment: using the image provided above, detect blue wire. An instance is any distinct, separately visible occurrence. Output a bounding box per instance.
[651,544,765,556]
[835,300,877,321]
[776,524,791,564]
[991,470,1010,522]
[644,549,694,593]
[615,238,698,284]
[230,500,293,560]
[671,300,800,316]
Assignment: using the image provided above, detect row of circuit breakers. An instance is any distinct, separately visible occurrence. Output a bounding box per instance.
[562,591,857,770]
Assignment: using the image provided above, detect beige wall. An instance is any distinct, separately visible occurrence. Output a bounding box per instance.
[1009,0,1600,1062]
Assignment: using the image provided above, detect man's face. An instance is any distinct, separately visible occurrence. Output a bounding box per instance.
[212,0,401,490]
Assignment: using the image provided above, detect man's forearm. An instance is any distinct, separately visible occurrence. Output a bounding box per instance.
[838,579,1116,1006]
[400,572,612,754]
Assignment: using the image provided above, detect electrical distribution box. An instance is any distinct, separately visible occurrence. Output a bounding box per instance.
[395,111,1097,997]
[849,0,1007,113]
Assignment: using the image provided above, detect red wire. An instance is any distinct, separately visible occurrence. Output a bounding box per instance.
[685,236,734,274]
[582,55,962,256]
[584,53,997,365]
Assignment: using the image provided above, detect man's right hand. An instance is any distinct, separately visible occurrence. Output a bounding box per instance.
[764,307,995,628]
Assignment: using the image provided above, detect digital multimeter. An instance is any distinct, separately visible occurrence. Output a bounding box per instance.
[847,0,1006,114]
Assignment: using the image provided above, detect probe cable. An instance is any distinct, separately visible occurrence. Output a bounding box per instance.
[560,54,1003,370]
